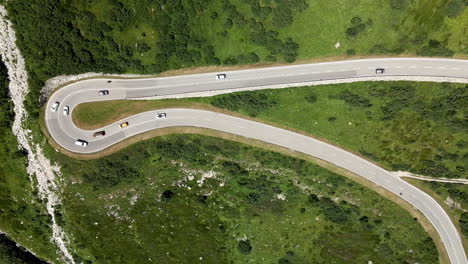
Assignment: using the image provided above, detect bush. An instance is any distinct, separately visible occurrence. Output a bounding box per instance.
[238,239,252,255]
[336,90,372,108]
[346,49,356,55]
[345,17,369,38]
[222,161,248,177]
[390,0,407,9]
[416,40,455,57]
[211,91,277,117]
[319,198,351,224]
[446,0,464,18]
[305,94,317,103]
[460,212,468,238]
[272,8,293,28]
[369,44,389,54]
[224,18,233,29]
[162,190,175,200]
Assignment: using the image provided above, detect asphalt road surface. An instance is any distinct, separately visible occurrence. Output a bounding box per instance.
[45,58,468,264]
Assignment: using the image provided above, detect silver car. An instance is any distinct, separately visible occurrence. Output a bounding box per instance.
[63,106,69,116]
[51,101,60,112]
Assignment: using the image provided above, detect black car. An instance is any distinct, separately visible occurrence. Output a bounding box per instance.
[156,113,167,119]
[98,90,109,96]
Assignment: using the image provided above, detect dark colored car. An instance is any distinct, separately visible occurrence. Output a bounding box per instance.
[98,90,109,96]
[93,131,106,138]
[156,113,167,119]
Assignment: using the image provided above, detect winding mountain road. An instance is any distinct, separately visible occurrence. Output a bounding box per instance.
[45,58,468,264]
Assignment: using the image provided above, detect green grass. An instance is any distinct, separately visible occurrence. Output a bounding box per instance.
[0,234,47,264]
[74,81,468,181]
[46,134,439,263]
[199,82,467,180]
[0,60,60,262]
[6,0,467,121]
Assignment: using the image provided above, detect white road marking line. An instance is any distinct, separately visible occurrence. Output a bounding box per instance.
[423,66,432,69]
[451,68,460,70]
[438,66,446,69]
[409,66,417,68]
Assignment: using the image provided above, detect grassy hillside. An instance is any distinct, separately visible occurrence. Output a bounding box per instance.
[46,134,439,263]
[74,81,468,220]
[5,0,467,118]
[0,235,48,264]
[75,81,468,181]
[0,59,59,261]
[202,82,468,179]
[2,1,466,262]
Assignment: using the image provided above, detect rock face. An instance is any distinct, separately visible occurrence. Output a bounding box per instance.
[0,5,75,264]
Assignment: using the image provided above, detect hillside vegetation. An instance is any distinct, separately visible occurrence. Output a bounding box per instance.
[46,134,438,264]
[0,235,48,264]
[75,81,468,215]
[5,0,467,117]
[76,81,468,181]
[203,82,468,180]
[0,59,60,261]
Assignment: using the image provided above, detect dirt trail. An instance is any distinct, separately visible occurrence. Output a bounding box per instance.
[393,171,468,185]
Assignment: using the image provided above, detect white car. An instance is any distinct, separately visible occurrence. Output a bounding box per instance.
[74,139,88,147]
[375,68,385,74]
[63,106,69,116]
[51,101,60,112]
[216,74,226,80]
[156,113,167,119]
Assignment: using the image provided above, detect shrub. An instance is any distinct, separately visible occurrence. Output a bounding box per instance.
[336,90,372,108]
[390,0,407,9]
[416,40,455,57]
[305,94,317,103]
[319,198,350,223]
[162,190,175,200]
[351,17,362,24]
[346,49,356,55]
[238,239,252,255]
[446,0,464,18]
[369,44,389,54]
[224,18,233,29]
[460,212,468,238]
[272,8,293,28]
[211,91,277,117]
